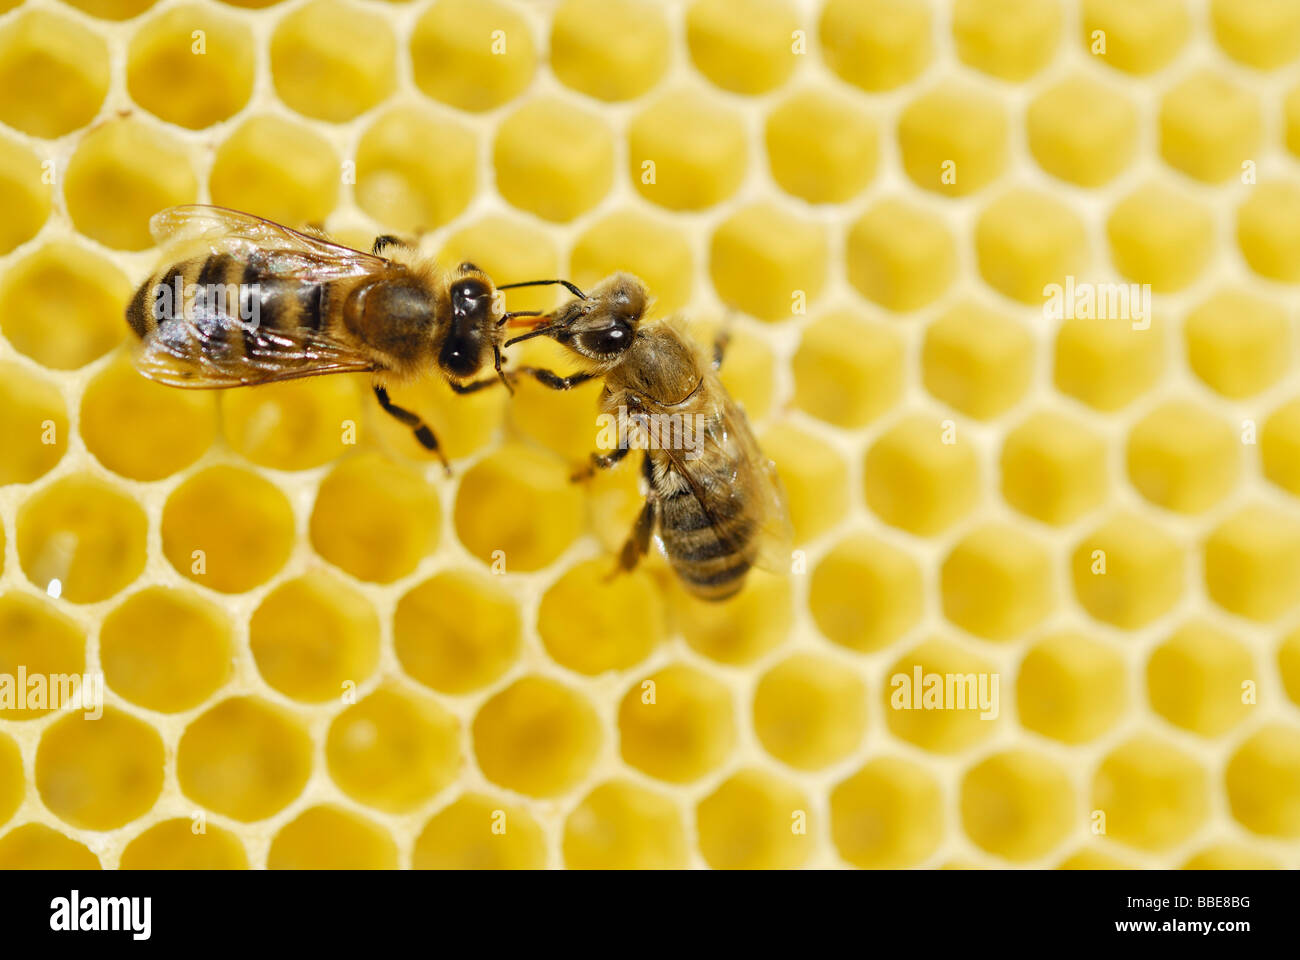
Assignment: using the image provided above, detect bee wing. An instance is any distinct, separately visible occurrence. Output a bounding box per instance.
[149,204,391,283]
[650,376,793,575]
[133,314,377,388]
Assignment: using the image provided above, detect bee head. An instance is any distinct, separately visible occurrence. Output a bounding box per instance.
[440,268,495,378]
[504,273,648,366]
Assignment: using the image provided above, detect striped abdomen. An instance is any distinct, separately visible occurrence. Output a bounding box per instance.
[126,252,330,366]
[650,452,759,602]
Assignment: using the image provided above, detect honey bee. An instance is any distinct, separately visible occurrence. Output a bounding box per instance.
[126,205,530,471]
[503,272,790,601]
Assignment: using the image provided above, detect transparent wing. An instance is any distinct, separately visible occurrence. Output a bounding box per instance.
[651,371,793,574]
[149,204,391,283]
[133,313,376,388]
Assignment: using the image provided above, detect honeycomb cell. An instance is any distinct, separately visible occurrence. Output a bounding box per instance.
[809,533,923,653]
[953,0,1061,82]
[940,523,1054,642]
[753,653,866,771]
[270,0,395,123]
[394,570,520,696]
[1000,411,1106,526]
[1072,512,1183,630]
[1182,843,1281,870]
[177,696,313,822]
[1028,74,1138,187]
[494,98,612,223]
[80,353,216,481]
[64,119,198,251]
[1185,289,1290,400]
[453,444,584,573]
[120,819,248,870]
[413,794,547,870]
[162,465,294,594]
[372,376,508,466]
[765,88,877,205]
[126,4,255,130]
[1283,627,1300,707]
[760,423,848,544]
[1107,182,1214,292]
[792,309,903,429]
[1287,86,1300,159]
[628,89,747,212]
[209,116,340,229]
[1237,181,1300,283]
[696,769,812,870]
[327,685,459,813]
[1126,401,1239,515]
[310,453,440,584]
[898,84,1008,196]
[922,301,1033,420]
[36,708,164,831]
[975,189,1089,305]
[0,824,100,870]
[0,134,51,254]
[863,414,980,537]
[411,0,536,112]
[676,570,792,664]
[847,198,957,313]
[474,676,601,798]
[0,733,20,828]
[101,587,232,712]
[17,473,147,604]
[1225,725,1300,837]
[709,204,828,322]
[686,0,798,95]
[691,320,777,421]
[0,9,109,138]
[1017,631,1126,745]
[618,663,734,784]
[223,377,363,472]
[1204,504,1300,623]
[819,0,931,92]
[503,346,604,461]
[961,750,1073,862]
[62,0,160,18]
[538,558,665,676]
[1054,312,1164,412]
[1092,735,1208,851]
[0,242,129,369]
[563,780,688,870]
[1147,621,1253,738]
[250,573,380,704]
[569,210,693,314]
[1265,397,1300,496]
[0,363,67,485]
[883,637,1000,753]
[355,107,476,234]
[268,806,398,870]
[830,757,943,868]
[1160,71,1262,184]
[1210,0,1300,70]
[550,0,670,102]
[0,593,84,721]
[1081,0,1190,75]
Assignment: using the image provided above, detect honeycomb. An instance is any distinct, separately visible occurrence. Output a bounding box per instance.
[0,0,1298,872]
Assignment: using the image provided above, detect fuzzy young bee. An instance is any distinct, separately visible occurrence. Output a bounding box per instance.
[503,272,791,601]
[126,205,526,471]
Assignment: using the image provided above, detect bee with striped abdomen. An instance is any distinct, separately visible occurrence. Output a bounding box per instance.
[503,272,790,602]
[126,205,528,471]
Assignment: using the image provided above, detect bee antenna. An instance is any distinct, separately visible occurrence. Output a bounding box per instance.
[498,279,588,299]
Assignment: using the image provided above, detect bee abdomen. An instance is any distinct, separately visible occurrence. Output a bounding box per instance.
[658,483,757,602]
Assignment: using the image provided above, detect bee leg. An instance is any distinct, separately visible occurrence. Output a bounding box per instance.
[370,235,407,256]
[517,367,596,390]
[571,445,629,483]
[608,497,657,580]
[493,343,514,395]
[712,328,731,371]
[447,374,508,395]
[372,384,451,475]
